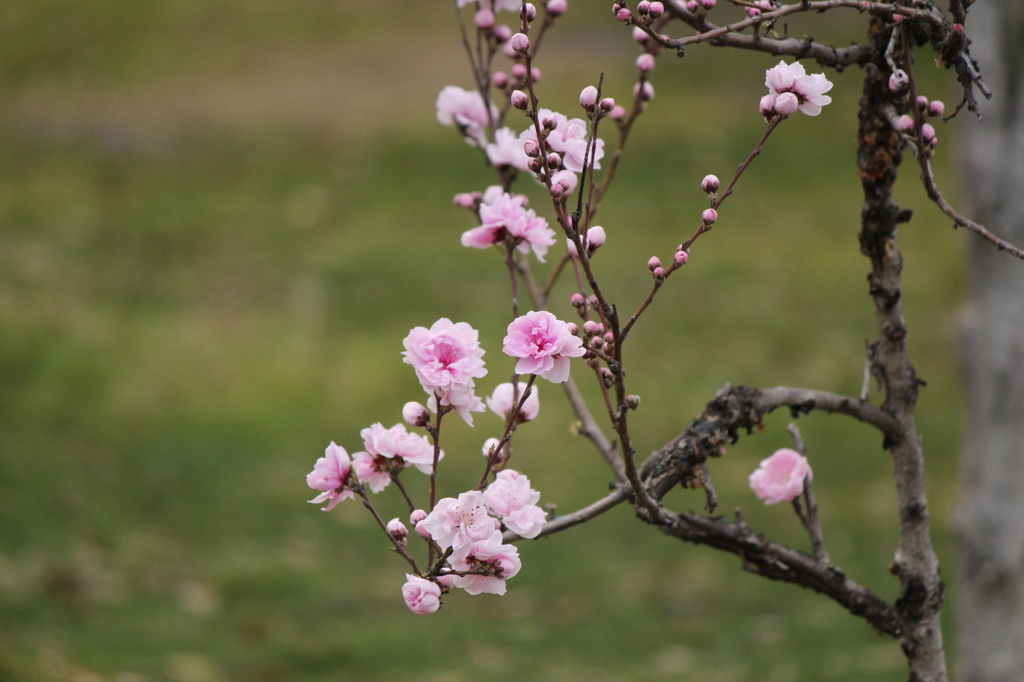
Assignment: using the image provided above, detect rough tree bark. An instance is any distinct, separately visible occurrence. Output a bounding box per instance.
[955,1,1024,680]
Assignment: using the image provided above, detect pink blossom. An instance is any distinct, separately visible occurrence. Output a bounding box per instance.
[402,575,442,615]
[487,381,540,422]
[436,85,499,147]
[486,127,531,170]
[403,318,487,425]
[352,451,392,493]
[306,442,356,511]
[461,188,556,262]
[763,61,833,116]
[449,532,522,595]
[519,109,604,174]
[422,491,497,550]
[503,310,586,383]
[484,469,547,538]
[359,422,439,474]
[748,448,812,505]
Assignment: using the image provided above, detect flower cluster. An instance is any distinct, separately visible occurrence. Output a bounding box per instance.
[760,61,833,118]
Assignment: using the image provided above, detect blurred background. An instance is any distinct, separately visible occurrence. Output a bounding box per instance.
[0,1,967,680]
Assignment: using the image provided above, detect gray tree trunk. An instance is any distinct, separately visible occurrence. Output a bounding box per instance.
[956,2,1024,680]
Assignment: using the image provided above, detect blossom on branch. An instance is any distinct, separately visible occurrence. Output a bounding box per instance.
[762,61,833,117]
[402,575,442,615]
[487,381,540,422]
[502,310,586,383]
[484,469,547,538]
[449,532,522,595]
[351,422,440,492]
[748,448,813,505]
[403,318,487,425]
[422,490,498,550]
[519,109,604,174]
[306,442,356,511]
[436,85,499,147]
[461,187,556,262]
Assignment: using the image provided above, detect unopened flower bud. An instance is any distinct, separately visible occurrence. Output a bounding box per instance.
[617,7,632,22]
[452,192,479,209]
[929,99,945,117]
[674,249,689,265]
[571,293,586,308]
[625,394,641,409]
[546,0,567,17]
[775,91,798,116]
[896,114,915,133]
[686,0,699,11]
[586,225,606,250]
[700,0,716,7]
[521,3,537,22]
[915,95,929,111]
[590,335,604,350]
[634,81,655,102]
[551,169,577,195]
[652,266,667,281]
[921,122,938,146]
[511,63,528,80]
[636,53,656,73]
[410,509,427,526]
[482,437,501,457]
[702,208,718,225]
[544,153,561,170]
[759,94,775,118]
[403,401,431,427]
[637,0,651,13]
[566,322,579,335]
[541,113,558,130]
[523,139,540,157]
[387,518,408,546]
[604,331,614,344]
[475,9,496,29]
[493,71,508,89]
[583,320,603,336]
[599,97,615,113]
[510,32,531,55]
[510,89,529,110]
[580,85,599,111]
[647,256,662,271]
[530,67,542,83]
[700,174,720,193]
[648,1,665,17]
[494,24,513,42]
[588,295,599,308]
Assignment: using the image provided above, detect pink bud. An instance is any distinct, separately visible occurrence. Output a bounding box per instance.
[546,0,567,16]
[530,67,542,82]
[492,71,508,89]
[617,7,632,22]
[604,331,614,344]
[896,114,915,133]
[610,105,627,121]
[637,0,651,14]
[700,174,720,193]
[521,3,537,22]
[510,90,529,110]
[494,25,513,42]
[647,256,662,271]
[403,401,431,426]
[632,27,648,45]
[510,63,528,80]
[759,93,776,118]
[674,249,689,266]
[921,123,937,146]
[475,9,495,29]
[634,81,655,102]
[686,0,699,11]
[775,91,798,117]
[636,53,656,73]
[523,139,540,157]
[625,394,641,409]
[700,0,716,7]
[652,266,667,281]
[566,322,579,335]
[571,293,586,308]
[583,320,603,336]
[586,225,606,249]
[551,169,578,194]
[410,509,427,525]
[482,437,501,457]
[510,32,531,55]
[579,85,599,111]
[387,518,408,546]
[928,99,945,117]
[702,208,718,225]
[414,519,431,539]
[545,152,562,169]
[599,97,615,113]
[648,1,664,17]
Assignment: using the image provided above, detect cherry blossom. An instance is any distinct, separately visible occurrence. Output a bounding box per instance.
[403,318,487,425]
[503,310,586,383]
[486,381,540,422]
[519,109,604,174]
[306,442,356,511]
[748,448,813,505]
[436,85,499,147]
[448,532,522,595]
[422,491,499,550]
[484,469,547,538]
[461,187,556,262]
[762,61,833,117]
[486,127,531,170]
[402,575,442,615]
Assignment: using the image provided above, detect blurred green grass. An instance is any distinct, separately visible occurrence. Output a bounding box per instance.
[0,2,967,680]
